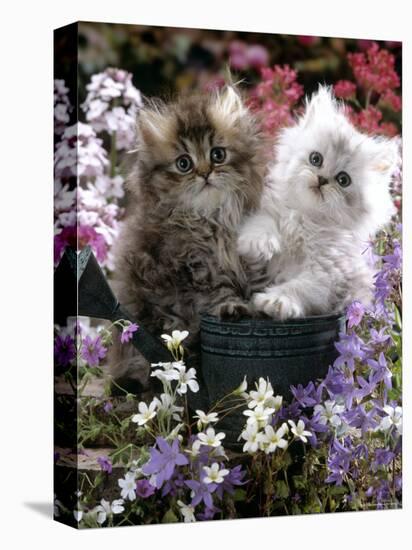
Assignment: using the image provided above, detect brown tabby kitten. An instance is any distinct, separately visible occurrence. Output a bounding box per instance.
[109,86,265,392]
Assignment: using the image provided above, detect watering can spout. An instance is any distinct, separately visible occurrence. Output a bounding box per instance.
[54,246,171,364]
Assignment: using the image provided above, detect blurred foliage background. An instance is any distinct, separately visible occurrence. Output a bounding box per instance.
[71,23,401,104]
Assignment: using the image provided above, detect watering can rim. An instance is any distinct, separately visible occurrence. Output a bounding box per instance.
[201,312,345,327]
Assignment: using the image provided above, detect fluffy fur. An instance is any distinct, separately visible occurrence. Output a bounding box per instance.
[110,86,265,391]
[238,86,399,319]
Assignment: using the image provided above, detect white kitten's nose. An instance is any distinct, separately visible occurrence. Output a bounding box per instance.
[318,176,328,186]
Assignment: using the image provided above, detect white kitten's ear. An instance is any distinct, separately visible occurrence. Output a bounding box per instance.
[301,85,340,127]
[369,136,400,177]
[136,100,172,145]
[211,85,247,126]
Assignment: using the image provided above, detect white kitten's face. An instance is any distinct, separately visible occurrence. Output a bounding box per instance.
[273,88,398,234]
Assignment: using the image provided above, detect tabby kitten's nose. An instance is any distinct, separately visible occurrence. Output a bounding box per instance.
[198,168,211,182]
[318,176,329,186]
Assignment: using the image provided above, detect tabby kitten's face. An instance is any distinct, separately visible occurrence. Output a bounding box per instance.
[132,87,264,216]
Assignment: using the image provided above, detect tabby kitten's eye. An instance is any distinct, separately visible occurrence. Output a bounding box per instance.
[176,154,193,173]
[210,147,226,164]
[335,171,352,188]
[309,151,323,168]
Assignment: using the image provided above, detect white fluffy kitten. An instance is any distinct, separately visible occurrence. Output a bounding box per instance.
[238,86,399,319]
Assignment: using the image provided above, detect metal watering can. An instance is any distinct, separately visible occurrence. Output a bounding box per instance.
[55,246,345,445]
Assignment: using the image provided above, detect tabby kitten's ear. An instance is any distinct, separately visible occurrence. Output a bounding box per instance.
[210,85,247,128]
[136,99,173,145]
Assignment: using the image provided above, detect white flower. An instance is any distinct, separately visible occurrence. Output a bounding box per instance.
[194,410,219,430]
[95,498,125,525]
[234,376,248,396]
[153,393,184,421]
[176,367,199,395]
[186,439,202,457]
[131,400,157,426]
[203,463,230,484]
[73,510,83,522]
[240,423,264,453]
[288,419,312,443]
[86,98,108,120]
[161,330,189,351]
[265,394,283,411]
[167,423,184,441]
[150,361,181,383]
[314,400,345,427]
[380,405,402,434]
[243,404,275,427]
[150,369,180,383]
[211,444,228,461]
[197,427,226,448]
[118,472,136,501]
[54,180,76,210]
[177,500,196,522]
[261,423,289,454]
[248,377,275,409]
[336,422,362,439]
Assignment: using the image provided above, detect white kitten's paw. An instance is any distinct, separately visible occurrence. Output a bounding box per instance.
[252,289,304,320]
[237,232,281,261]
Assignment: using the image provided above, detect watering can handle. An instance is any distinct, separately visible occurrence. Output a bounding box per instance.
[56,246,171,364]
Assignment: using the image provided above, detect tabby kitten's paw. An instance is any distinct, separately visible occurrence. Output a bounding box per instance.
[211,300,251,320]
[237,232,281,262]
[252,289,304,320]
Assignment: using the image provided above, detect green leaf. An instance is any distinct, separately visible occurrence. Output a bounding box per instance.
[329,485,348,496]
[232,488,247,502]
[275,480,290,499]
[394,305,402,330]
[292,475,306,490]
[162,509,179,523]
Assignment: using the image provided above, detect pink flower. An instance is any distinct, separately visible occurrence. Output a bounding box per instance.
[379,122,399,137]
[228,41,269,71]
[347,301,365,328]
[81,335,107,366]
[97,456,113,474]
[348,43,400,95]
[355,106,383,134]
[380,90,402,112]
[246,44,269,69]
[350,106,398,137]
[385,41,401,49]
[356,39,375,51]
[54,224,108,264]
[297,35,319,47]
[228,40,248,70]
[334,80,357,100]
[248,64,303,135]
[203,75,226,92]
[120,323,139,344]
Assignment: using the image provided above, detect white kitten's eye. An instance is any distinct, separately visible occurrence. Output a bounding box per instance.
[210,147,226,164]
[309,151,323,167]
[176,154,193,173]
[335,171,352,188]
